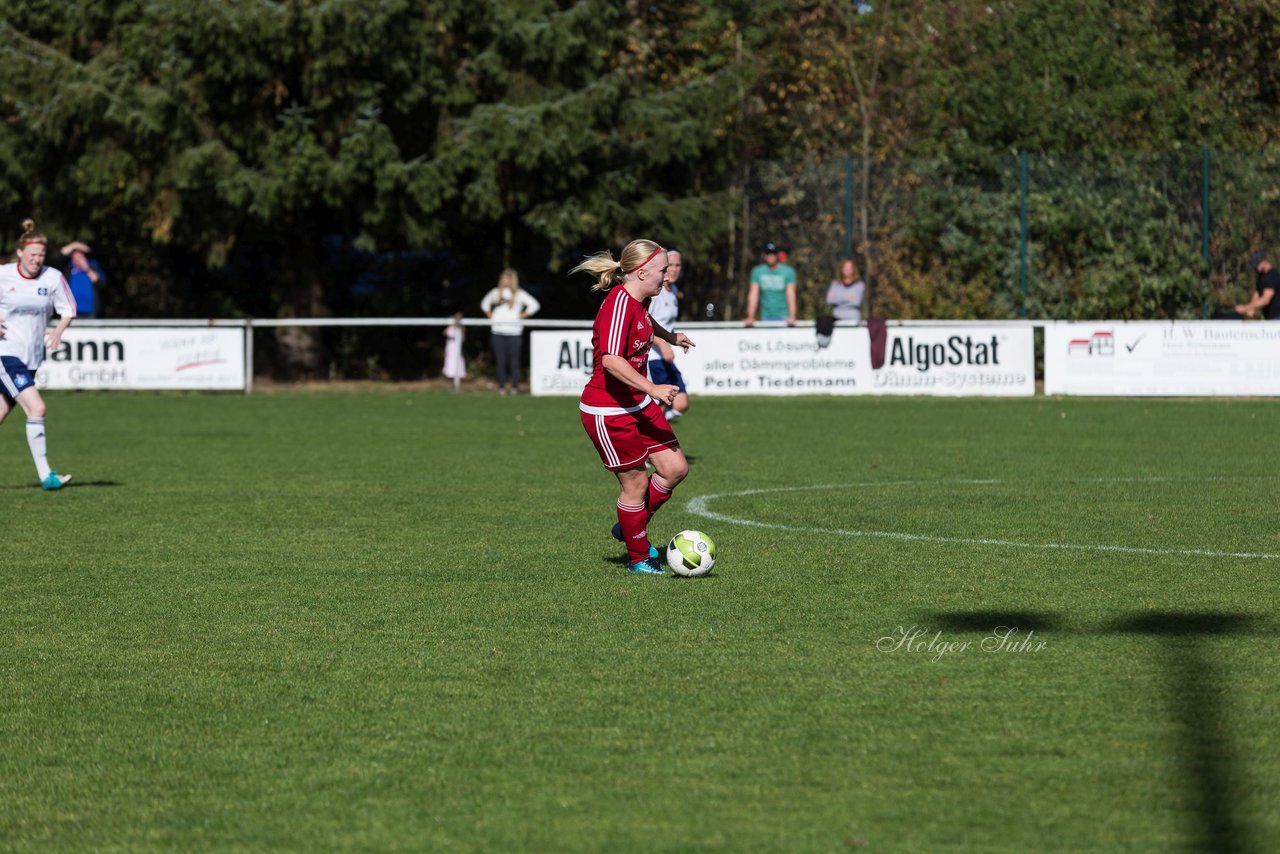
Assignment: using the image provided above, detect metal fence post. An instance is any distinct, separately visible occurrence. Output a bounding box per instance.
[844,153,854,261]
[1020,150,1029,318]
[1202,147,1211,319]
[245,319,254,394]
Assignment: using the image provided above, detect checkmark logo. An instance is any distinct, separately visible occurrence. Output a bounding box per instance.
[1126,333,1146,353]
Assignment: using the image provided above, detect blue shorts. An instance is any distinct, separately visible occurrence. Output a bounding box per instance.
[0,356,35,403]
[647,357,686,394]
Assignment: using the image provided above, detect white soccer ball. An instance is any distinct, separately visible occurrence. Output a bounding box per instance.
[666,530,717,577]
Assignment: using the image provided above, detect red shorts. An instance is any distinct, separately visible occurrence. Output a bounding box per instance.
[580,402,680,471]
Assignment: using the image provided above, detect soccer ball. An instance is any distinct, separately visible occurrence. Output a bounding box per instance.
[666,530,717,577]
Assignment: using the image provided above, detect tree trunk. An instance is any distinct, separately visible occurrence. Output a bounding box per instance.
[274,232,327,376]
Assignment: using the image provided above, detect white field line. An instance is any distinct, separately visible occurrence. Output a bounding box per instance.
[684,479,1280,561]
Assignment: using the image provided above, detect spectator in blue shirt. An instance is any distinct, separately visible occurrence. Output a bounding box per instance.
[59,241,106,318]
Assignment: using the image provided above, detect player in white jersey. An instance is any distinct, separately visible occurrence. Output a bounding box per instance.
[646,248,689,420]
[0,221,76,489]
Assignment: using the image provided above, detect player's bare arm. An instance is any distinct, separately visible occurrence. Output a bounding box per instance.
[601,353,679,406]
[650,320,695,353]
[45,316,72,351]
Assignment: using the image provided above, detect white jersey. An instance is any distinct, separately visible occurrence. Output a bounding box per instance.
[648,285,679,362]
[0,263,76,370]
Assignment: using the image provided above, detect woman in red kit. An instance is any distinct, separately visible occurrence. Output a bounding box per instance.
[571,240,695,574]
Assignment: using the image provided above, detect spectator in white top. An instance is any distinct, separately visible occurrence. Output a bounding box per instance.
[480,268,540,395]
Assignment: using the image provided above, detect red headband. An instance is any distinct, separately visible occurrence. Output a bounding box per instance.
[622,245,664,275]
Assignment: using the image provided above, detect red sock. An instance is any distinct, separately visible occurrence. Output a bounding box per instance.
[617,500,650,563]
[645,476,674,524]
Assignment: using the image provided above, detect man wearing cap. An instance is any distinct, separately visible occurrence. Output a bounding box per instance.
[1235,251,1280,320]
[745,241,796,327]
[59,241,107,318]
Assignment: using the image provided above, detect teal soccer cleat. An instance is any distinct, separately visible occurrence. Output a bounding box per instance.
[612,522,660,560]
[628,558,665,575]
[41,472,72,491]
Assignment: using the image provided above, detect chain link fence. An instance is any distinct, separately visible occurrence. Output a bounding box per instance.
[251,150,1280,379]
[732,150,1280,326]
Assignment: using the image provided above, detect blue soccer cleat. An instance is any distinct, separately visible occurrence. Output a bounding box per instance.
[613,522,659,560]
[41,472,71,491]
[628,558,665,575]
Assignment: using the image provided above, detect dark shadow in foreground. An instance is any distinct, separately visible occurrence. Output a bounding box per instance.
[926,610,1066,634]
[923,609,1260,854]
[1112,612,1259,854]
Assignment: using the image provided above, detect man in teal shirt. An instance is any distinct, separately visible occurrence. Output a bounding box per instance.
[745,241,796,326]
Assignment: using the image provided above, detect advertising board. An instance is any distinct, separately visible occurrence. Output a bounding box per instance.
[38,326,247,391]
[1043,322,1280,396]
[531,326,1034,397]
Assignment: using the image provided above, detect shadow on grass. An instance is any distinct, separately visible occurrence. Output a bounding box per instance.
[2,479,123,491]
[927,610,1066,633]
[1112,612,1259,854]
[924,608,1261,854]
[600,553,719,580]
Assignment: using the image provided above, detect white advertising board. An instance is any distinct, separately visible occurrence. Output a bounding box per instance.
[531,326,1034,397]
[530,327,865,396]
[870,326,1034,396]
[37,327,247,390]
[1043,321,1280,396]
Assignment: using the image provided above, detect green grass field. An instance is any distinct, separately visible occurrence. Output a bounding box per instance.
[2,390,1277,851]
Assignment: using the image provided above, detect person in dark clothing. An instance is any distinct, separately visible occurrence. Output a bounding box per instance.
[1235,251,1280,319]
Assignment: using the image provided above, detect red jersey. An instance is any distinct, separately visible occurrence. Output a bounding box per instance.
[579,286,653,413]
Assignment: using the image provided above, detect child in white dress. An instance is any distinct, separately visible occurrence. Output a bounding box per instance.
[442,313,465,392]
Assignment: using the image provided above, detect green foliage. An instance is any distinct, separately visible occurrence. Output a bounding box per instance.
[922,0,1219,155]
[887,153,1211,320]
[0,1,754,331]
[2,1,1280,327]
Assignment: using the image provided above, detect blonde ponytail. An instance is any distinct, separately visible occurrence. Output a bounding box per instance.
[570,239,664,293]
[570,251,625,292]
